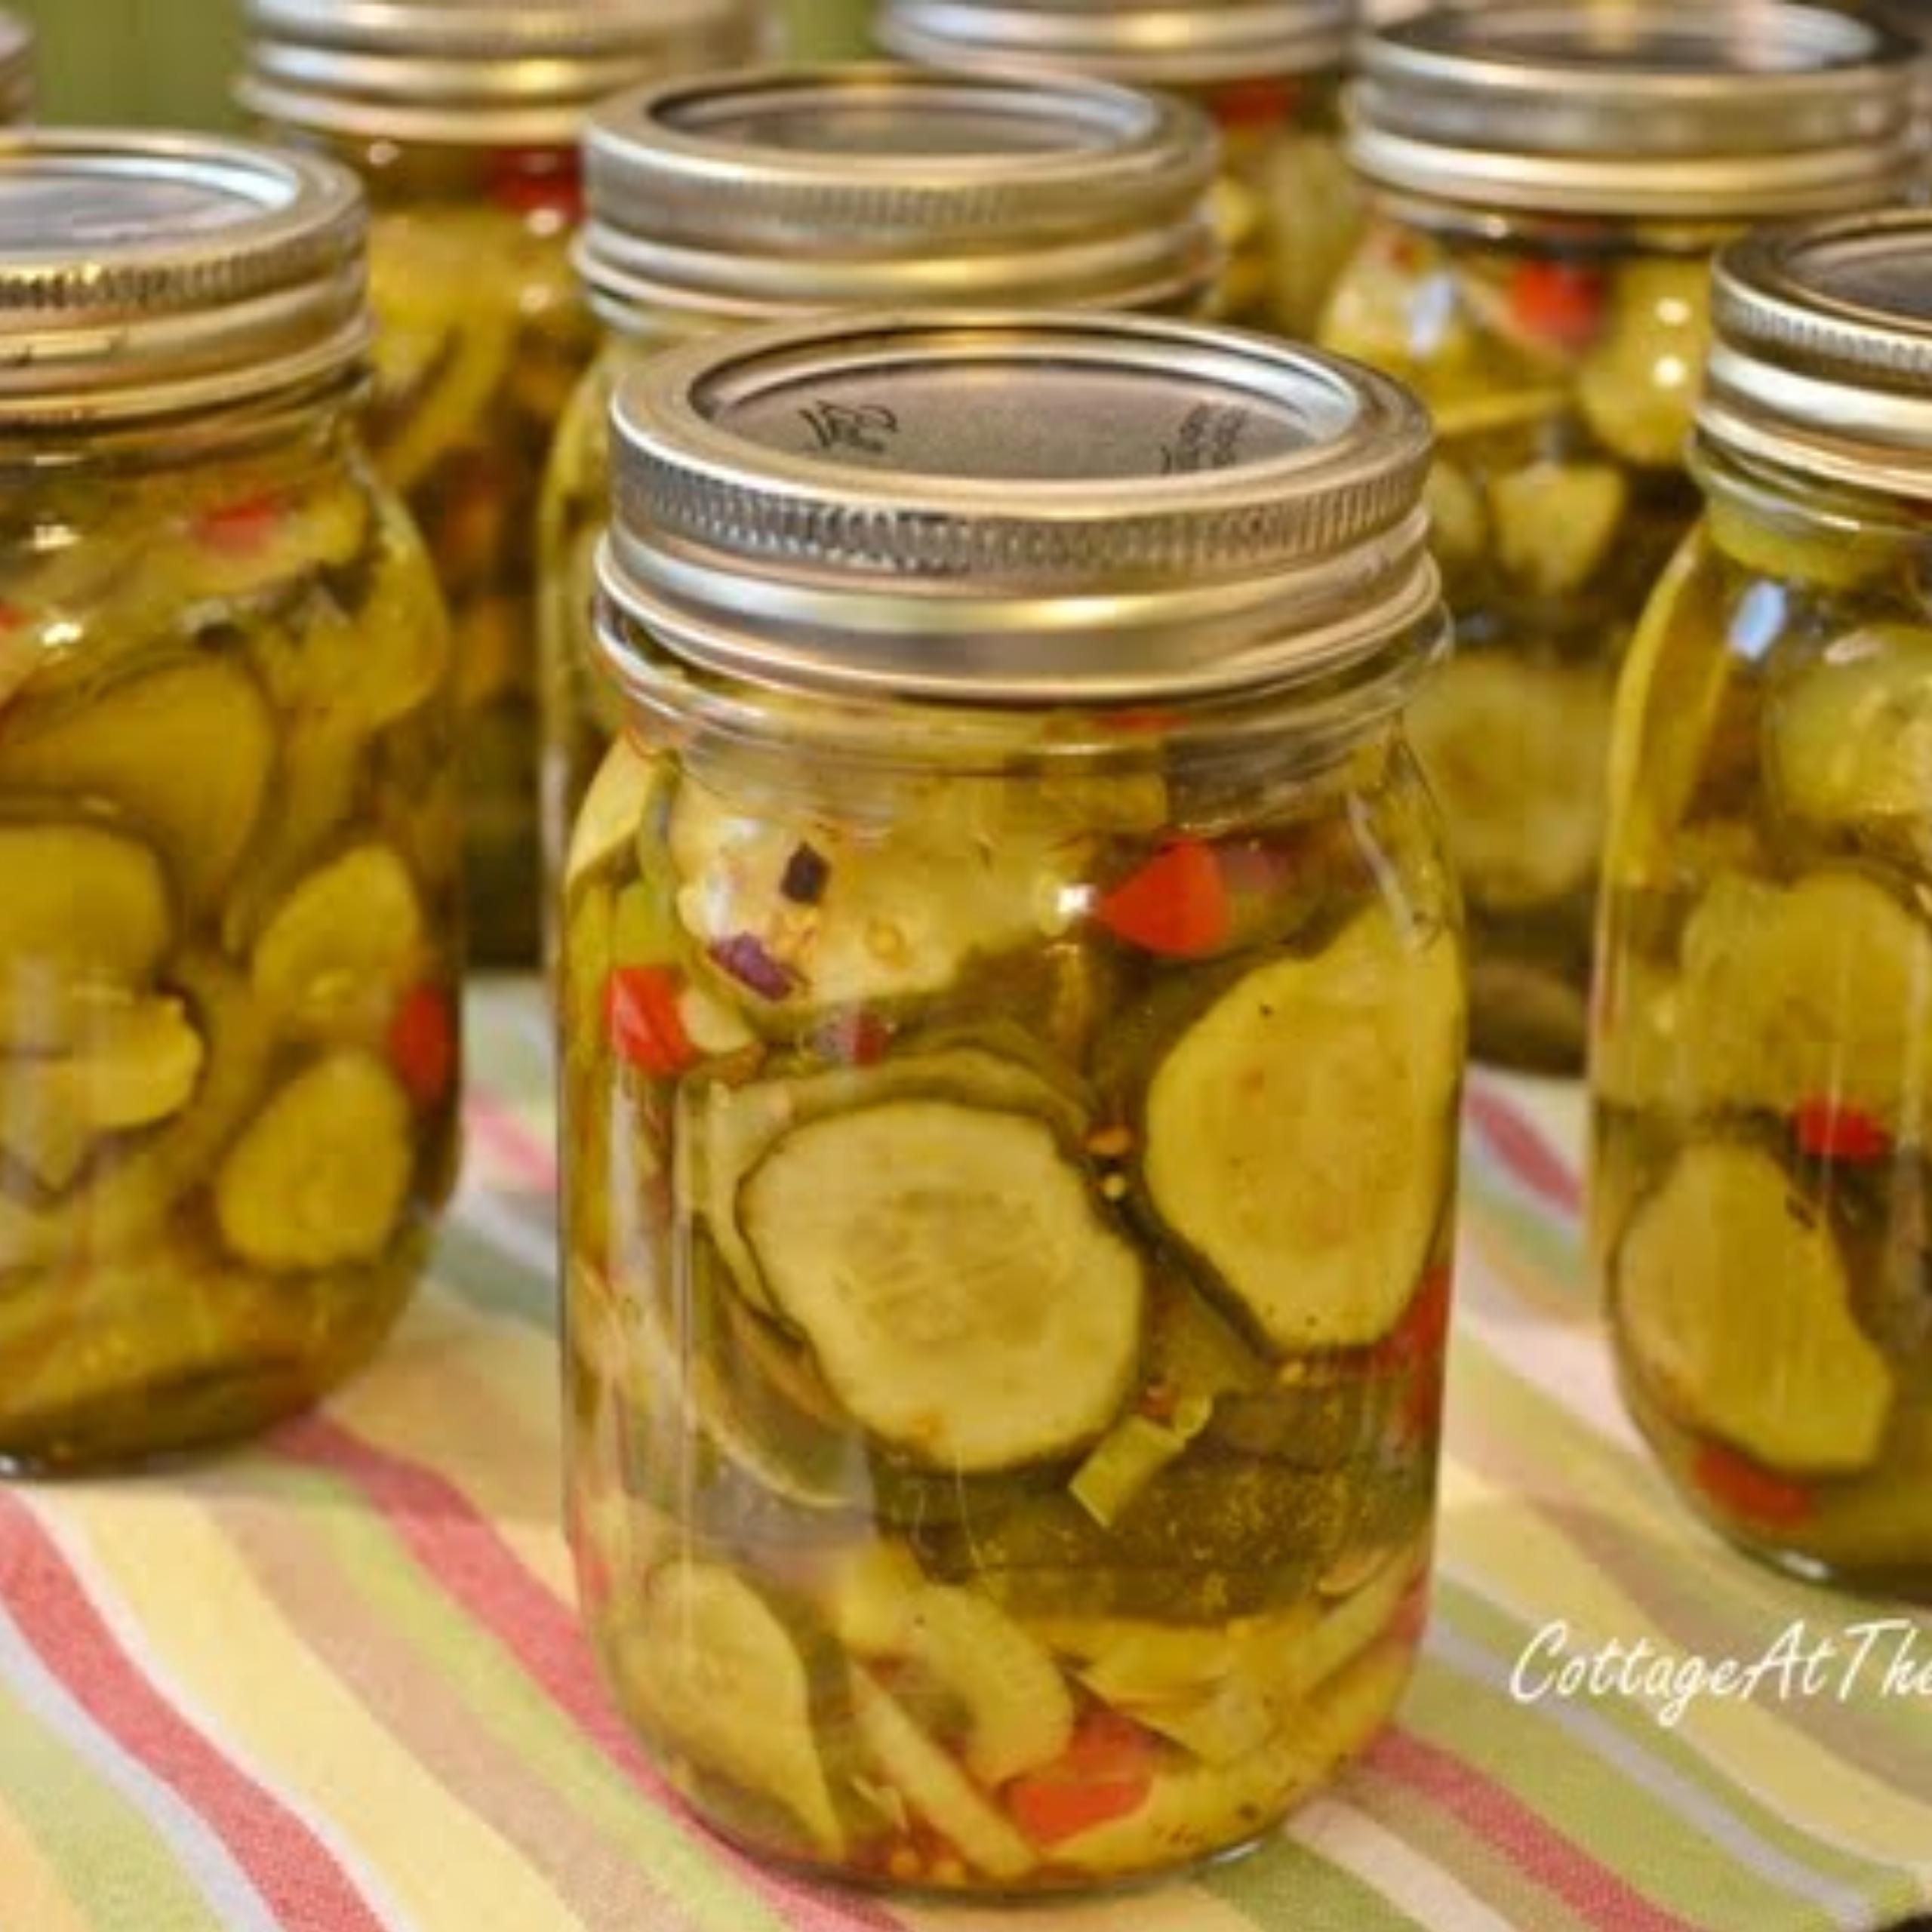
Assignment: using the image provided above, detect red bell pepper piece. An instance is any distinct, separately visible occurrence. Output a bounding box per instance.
[1792,1097,1891,1164]
[388,983,457,1109]
[1095,839,1232,958]
[195,493,284,557]
[606,966,698,1077]
[487,147,585,222]
[1692,1442,1814,1531]
[1370,1264,1454,1374]
[1007,1709,1158,1847]
[1507,260,1607,354]
[1209,76,1301,132]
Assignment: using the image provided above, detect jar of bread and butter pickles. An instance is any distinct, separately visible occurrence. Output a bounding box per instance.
[1595,211,1932,1600]
[561,310,1465,1892]
[0,134,460,1471]
[1321,0,1918,1070]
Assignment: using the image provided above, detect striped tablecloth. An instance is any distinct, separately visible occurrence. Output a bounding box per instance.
[2,980,1928,1932]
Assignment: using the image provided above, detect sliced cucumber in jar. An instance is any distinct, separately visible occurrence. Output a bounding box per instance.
[1766,624,1932,868]
[1675,869,1932,1130]
[0,823,173,1038]
[1141,906,1462,1352]
[251,844,426,1038]
[1410,651,1612,912]
[1576,257,1710,469]
[0,659,276,911]
[1615,1143,1894,1472]
[1488,461,1629,598]
[740,1099,1144,1472]
[609,1560,845,1858]
[214,1051,415,1271]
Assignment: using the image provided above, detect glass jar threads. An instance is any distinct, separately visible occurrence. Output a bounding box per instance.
[1595,212,1932,1598]
[539,63,1220,920]
[878,0,1361,337]
[561,310,1464,1892]
[0,12,30,123]
[0,134,460,1471]
[1321,0,1918,1072]
[238,0,762,964]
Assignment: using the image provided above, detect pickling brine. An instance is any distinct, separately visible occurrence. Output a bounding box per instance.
[562,311,1464,1891]
[1593,212,1932,1598]
[1324,1,1918,1072]
[0,135,460,1470]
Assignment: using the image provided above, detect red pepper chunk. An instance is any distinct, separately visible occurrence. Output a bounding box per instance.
[195,493,285,557]
[1792,1097,1891,1164]
[606,966,698,1077]
[1692,1443,1814,1531]
[1094,839,1231,958]
[1508,260,1607,354]
[388,984,457,1109]
[1006,1709,1158,1848]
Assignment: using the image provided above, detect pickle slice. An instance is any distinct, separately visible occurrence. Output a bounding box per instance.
[214,1052,414,1271]
[740,1099,1143,1472]
[1767,624,1932,865]
[1576,257,1710,468]
[1676,869,1932,1128]
[2,995,205,1192]
[1411,651,1613,910]
[1143,909,1462,1351]
[1488,461,1629,598]
[610,1561,844,1857]
[0,660,275,910]
[0,824,172,1039]
[251,844,426,1037]
[1616,1143,1893,1472]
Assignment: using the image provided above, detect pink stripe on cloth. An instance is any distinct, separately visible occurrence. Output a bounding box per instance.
[1466,1084,1584,1218]
[275,1414,903,1932]
[465,1094,559,1195]
[1371,1727,1698,1932]
[0,1487,387,1932]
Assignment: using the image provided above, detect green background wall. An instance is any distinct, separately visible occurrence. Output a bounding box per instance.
[8,0,875,128]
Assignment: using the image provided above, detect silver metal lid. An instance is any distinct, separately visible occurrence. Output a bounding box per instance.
[598,309,1437,704]
[578,65,1221,325]
[238,0,762,147]
[878,0,1352,86]
[1350,2,1919,220]
[1702,209,1932,497]
[0,12,31,125]
[0,131,369,428]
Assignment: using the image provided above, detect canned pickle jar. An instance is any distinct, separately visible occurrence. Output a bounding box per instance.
[539,63,1221,921]
[562,311,1466,1892]
[878,0,1363,337]
[1321,1,1918,1072]
[1594,213,1932,1598]
[238,0,763,965]
[0,134,461,1471]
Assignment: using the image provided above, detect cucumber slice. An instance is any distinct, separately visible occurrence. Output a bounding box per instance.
[741,1099,1143,1472]
[1489,461,1629,597]
[214,1052,414,1271]
[1142,908,1462,1352]
[848,1666,1038,1881]
[2,995,205,1193]
[0,660,275,910]
[830,1567,1075,1787]
[1676,869,1932,1128]
[609,1561,844,1857]
[688,1048,1091,1318]
[0,824,172,1038]
[1767,625,1932,866]
[251,844,426,1038]
[1410,651,1612,910]
[1617,1144,1893,1472]
[1576,257,1710,468]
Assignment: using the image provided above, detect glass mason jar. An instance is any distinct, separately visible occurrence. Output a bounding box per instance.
[1321,1,1919,1072]
[0,134,461,1472]
[539,63,1221,927]
[0,11,31,122]
[878,0,1362,338]
[1595,212,1932,1598]
[561,311,1465,1893]
[237,0,762,965]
